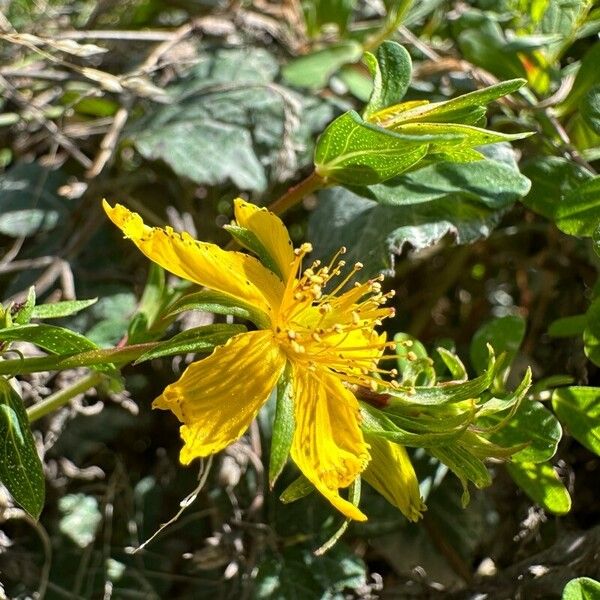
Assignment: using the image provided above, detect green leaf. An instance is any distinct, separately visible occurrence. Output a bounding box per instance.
[394,332,435,386]
[280,475,314,503]
[562,577,600,600]
[309,144,531,278]
[282,41,363,90]
[224,224,283,278]
[269,364,294,487]
[166,289,270,329]
[428,444,491,505]
[0,323,99,355]
[314,110,434,185]
[506,461,571,515]
[552,386,600,456]
[0,379,45,519]
[557,42,600,116]
[0,162,68,237]
[436,347,468,381]
[393,122,530,155]
[387,350,498,407]
[456,12,527,81]
[483,399,562,463]
[522,156,594,221]
[554,176,600,237]
[470,315,526,375]
[255,544,367,600]
[548,314,587,337]
[131,47,334,192]
[584,327,600,367]
[582,85,600,135]
[30,298,98,319]
[134,324,246,363]
[539,0,593,39]
[58,493,101,547]
[374,79,526,128]
[363,41,412,119]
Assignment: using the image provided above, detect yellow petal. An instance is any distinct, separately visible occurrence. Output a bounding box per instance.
[233,198,296,281]
[103,201,284,322]
[153,330,286,464]
[290,365,370,521]
[362,433,424,522]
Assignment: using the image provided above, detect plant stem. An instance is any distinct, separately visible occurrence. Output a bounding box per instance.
[27,371,104,422]
[0,342,159,376]
[266,171,325,216]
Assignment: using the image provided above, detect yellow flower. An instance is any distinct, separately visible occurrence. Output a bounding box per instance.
[103,198,420,521]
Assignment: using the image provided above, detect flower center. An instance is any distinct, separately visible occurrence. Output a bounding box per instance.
[273,243,397,390]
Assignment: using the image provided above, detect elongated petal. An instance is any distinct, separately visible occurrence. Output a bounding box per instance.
[103,201,284,322]
[362,433,424,522]
[290,365,370,521]
[154,330,286,464]
[233,198,295,281]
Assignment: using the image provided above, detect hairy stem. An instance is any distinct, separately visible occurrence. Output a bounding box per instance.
[27,371,104,422]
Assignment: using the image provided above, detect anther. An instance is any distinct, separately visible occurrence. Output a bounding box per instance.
[291,340,306,354]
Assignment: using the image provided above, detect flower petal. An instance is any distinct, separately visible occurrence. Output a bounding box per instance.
[233,198,296,281]
[153,330,286,464]
[362,433,424,522]
[103,201,284,322]
[290,365,370,521]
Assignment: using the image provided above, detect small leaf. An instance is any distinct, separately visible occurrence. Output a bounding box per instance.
[282,41,363,90]
[387,349,499,406]
[581,85,600,135]
[30,298,98,319]
[394,332,434,386]
[0,378,45,519]
[224,225,283,278]
[548,314,587,337]
[429,444,491,505]
[552,387,600,456]
[562,577,600,600]
[315,110,434,185]
[134,324,246,363]
[269,364,295,487]
[280,475,314,503]
[483,399,562,463]
[470,315,526,376]
[556,40,600,116]
[166,289,270,328]
[370,78,526,130]
[506,461,571,515]
[555,176,600,237]
[522,156,593,220]
[0,324,98,355]
[584,296,600,366]
[436,347,468,381]
[363,41,412,119]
